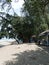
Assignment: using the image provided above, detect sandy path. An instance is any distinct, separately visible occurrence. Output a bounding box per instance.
[0,43,49,65]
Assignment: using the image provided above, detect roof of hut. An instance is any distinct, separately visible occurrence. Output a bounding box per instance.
[39,30,49,36]
[32,35,36,37]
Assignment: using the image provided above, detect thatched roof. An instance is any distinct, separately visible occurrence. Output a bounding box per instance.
[39,30,49,36]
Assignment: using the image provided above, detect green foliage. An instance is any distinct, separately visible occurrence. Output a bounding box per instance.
[23,0,49,35]
[6,0,12,2]
[0,0,49,42]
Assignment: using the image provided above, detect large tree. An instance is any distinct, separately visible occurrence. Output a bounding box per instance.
[23,0,49,34]
[0,13,33,42]
[0,0,49,43]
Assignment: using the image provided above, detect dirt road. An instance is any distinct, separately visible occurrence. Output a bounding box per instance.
[0,43,49,65]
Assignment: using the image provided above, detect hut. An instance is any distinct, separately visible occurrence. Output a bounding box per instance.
[38,30,49,45]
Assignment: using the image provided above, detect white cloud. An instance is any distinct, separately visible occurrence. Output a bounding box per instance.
[11,0,24,9]
[0,0,24,16]
[11,0,24,16]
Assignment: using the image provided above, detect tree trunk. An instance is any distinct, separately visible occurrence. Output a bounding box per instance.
[23,37,29,43]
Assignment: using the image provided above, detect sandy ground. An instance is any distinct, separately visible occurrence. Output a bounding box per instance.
[0,42,49,65]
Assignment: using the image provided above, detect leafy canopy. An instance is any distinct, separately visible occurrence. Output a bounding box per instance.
[0,0,49,42]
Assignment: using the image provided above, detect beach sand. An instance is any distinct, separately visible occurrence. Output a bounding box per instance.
[0,42,49,65]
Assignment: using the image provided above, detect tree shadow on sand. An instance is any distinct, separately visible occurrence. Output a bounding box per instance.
[0,44,5,48]
[5,46,49,65]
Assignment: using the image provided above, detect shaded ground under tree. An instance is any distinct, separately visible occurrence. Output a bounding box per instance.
[5,45,49,65]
